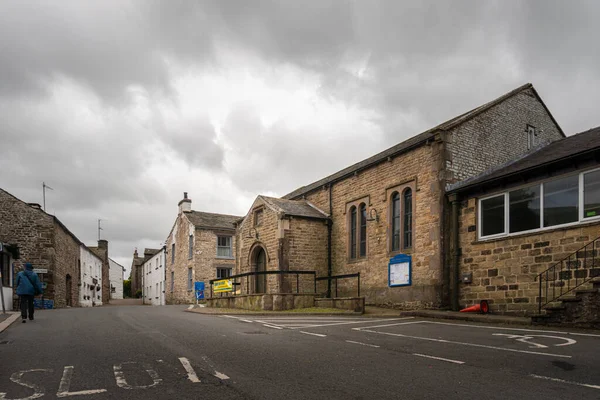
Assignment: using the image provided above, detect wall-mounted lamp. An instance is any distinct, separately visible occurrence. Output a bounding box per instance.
[366,208,379,222]
[246,228,259,240]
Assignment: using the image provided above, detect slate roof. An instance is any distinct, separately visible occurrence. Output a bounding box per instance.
[448,126,600,194]
[259,196,329,219]
[284,83,562,199]
[185,211,241,230]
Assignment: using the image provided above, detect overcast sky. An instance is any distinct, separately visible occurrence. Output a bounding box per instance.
[1,0,598,276]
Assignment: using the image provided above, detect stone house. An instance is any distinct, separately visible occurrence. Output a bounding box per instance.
[447,126,600,316]
[165,193,240,304]
[275,83,565,309]
[0,187,111,309]
[80,245,104,307]
[109,258,125,300]
[141,247,166,305]
[235,196,329,294]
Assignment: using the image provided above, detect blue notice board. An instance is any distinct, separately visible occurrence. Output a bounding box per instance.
[33,299,54,309]
[388,254,412,287]
[194,281,205,300]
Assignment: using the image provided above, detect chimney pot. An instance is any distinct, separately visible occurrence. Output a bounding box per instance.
[184,192,188,199]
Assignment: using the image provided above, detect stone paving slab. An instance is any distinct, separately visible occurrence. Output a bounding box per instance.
[0,312,20,333]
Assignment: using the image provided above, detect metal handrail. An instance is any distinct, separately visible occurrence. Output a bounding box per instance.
[537,236,600,314]
[316,272,361,297]
[209,270,317,298]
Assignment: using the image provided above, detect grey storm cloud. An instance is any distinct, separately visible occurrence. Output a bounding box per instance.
[1,0,599,272]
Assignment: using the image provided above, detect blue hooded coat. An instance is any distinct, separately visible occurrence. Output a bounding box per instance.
[15,263,43,296]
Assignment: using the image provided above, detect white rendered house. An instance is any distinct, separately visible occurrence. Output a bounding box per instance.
[109,258,125,300]
[142,247,166,305]
[80,246,103,307]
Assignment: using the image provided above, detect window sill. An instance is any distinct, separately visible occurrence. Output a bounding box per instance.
[347,257,368,264]
[216,256,235,260]
[388,248,413,258]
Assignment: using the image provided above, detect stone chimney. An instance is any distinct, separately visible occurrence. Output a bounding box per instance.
[178,192,192,214]
[134,248,138,258]
[98,239,108,250]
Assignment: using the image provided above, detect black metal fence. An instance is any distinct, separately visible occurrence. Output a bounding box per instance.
[316,273,360,298]
[537,236,600,313]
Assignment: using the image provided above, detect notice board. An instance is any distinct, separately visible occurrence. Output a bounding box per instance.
[388,254,411,287]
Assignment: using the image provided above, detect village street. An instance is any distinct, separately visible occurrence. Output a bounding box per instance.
[1,305,600,400]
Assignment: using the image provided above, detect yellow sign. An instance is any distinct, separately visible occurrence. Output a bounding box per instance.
[214,279,233,293]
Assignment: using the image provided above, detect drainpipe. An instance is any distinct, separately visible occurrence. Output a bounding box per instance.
[449,193,460,311]
[327,183,333,298]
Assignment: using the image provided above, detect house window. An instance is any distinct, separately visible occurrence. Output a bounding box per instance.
[527,125,538,150]
[391,192,401,251]
[584,169,600,219]
[254,209,263,227]
[217,236,233,258]
[509,184,541,233]
[188,235,193,259]
[403,189,413,249]
[349,206,357,259]
[171,243,175,264]
[544,175,579,227]
[170,271,174,293]
[478,169,600,240]
[187,267,193,291]
[216,267,232,279]
[359,204,367,257]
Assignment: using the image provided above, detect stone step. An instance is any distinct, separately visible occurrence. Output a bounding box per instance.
[560,296,582,303]
[575,289,599,296]
[545,306,566,312]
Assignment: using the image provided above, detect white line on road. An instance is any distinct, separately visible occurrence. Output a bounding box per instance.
[263,324,284,330]
[239,319,254,323]
[530,374,600,390]
[288,317,413,329]
[300,331,327,337]
[214,372,230,380]
[178,357,201,383]
[360,329,572,358]
[346,340,380,348]
[353,320,423,330]
[57,366,107,397]
[413,353,465,365]
[421,321,600,338]
[113,363,162,389]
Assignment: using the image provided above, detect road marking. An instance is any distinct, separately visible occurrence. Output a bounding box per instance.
[360,329,572,358]
[263,324,283,330]
[239,319,254,323]
[493,333,577,349]
[287,318,413,329]
[56,366,107,397]
[413,353,465,365]
[530,374,600,390]
[113,362,162,389]
[346,340,380,348]
[187,305,194,310]
[421,321,600,338]
[300,331,327,337]
[0,369,53,400]
[353,320,423,330]
[178,358,200,383]
[214,372,230,380]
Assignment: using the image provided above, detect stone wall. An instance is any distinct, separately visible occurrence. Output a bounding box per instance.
[302,144,445,308]
[53,222,81,308]
[458,196,600,316]
[166,216,195,304]
[287,217,328,292]
[196,229,236,298]
[446,87,564,185]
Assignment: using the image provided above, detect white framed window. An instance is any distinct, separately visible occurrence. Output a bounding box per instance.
[478,168,600,240]
[217,236,233,258]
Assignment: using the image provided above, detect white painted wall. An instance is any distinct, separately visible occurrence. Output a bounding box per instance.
[142,248,166,305]
[109,259,124,300]
[80,246,103,307]
[1,250,13,311]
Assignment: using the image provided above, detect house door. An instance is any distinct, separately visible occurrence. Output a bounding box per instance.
[66,275,72,306]
[255,248,266,293]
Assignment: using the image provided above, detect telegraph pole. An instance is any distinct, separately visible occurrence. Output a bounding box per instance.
[42,182,54,211]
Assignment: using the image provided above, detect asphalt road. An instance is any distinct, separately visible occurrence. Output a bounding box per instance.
[1,305,600,399]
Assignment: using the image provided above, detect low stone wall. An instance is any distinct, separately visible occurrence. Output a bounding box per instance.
[206,294,365,312]
[315,297,365,313]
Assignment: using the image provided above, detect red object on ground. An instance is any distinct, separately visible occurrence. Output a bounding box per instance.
[460,300,489,314]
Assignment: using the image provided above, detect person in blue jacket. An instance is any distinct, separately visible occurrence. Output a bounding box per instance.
[15,262,43,323]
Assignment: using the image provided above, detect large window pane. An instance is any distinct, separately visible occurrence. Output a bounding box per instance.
[391,193,400,251]
[359,204,367,257]
[217,236,232,258]
[509,185,541,233]
[584,170,600,219]
[481,195,505,237]
[350,206,357,259]
[544,175,579,227]
[403,189,413,249]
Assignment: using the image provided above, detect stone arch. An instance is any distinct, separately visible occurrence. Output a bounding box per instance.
[249,243,269,294]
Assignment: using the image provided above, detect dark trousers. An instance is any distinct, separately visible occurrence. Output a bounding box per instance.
[19,295,34,320]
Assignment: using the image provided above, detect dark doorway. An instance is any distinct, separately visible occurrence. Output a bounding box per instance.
[66,274,72,306]
[255,247,266,293]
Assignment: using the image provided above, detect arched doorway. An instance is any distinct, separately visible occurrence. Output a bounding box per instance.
[66,274,72,307]
[254,247,267,293]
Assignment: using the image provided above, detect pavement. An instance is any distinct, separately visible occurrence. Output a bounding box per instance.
[1,304,600,399]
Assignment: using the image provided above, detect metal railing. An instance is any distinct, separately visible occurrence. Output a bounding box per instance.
[537,236,600,313]
[209,270,317,298]
[316,273,361,298]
